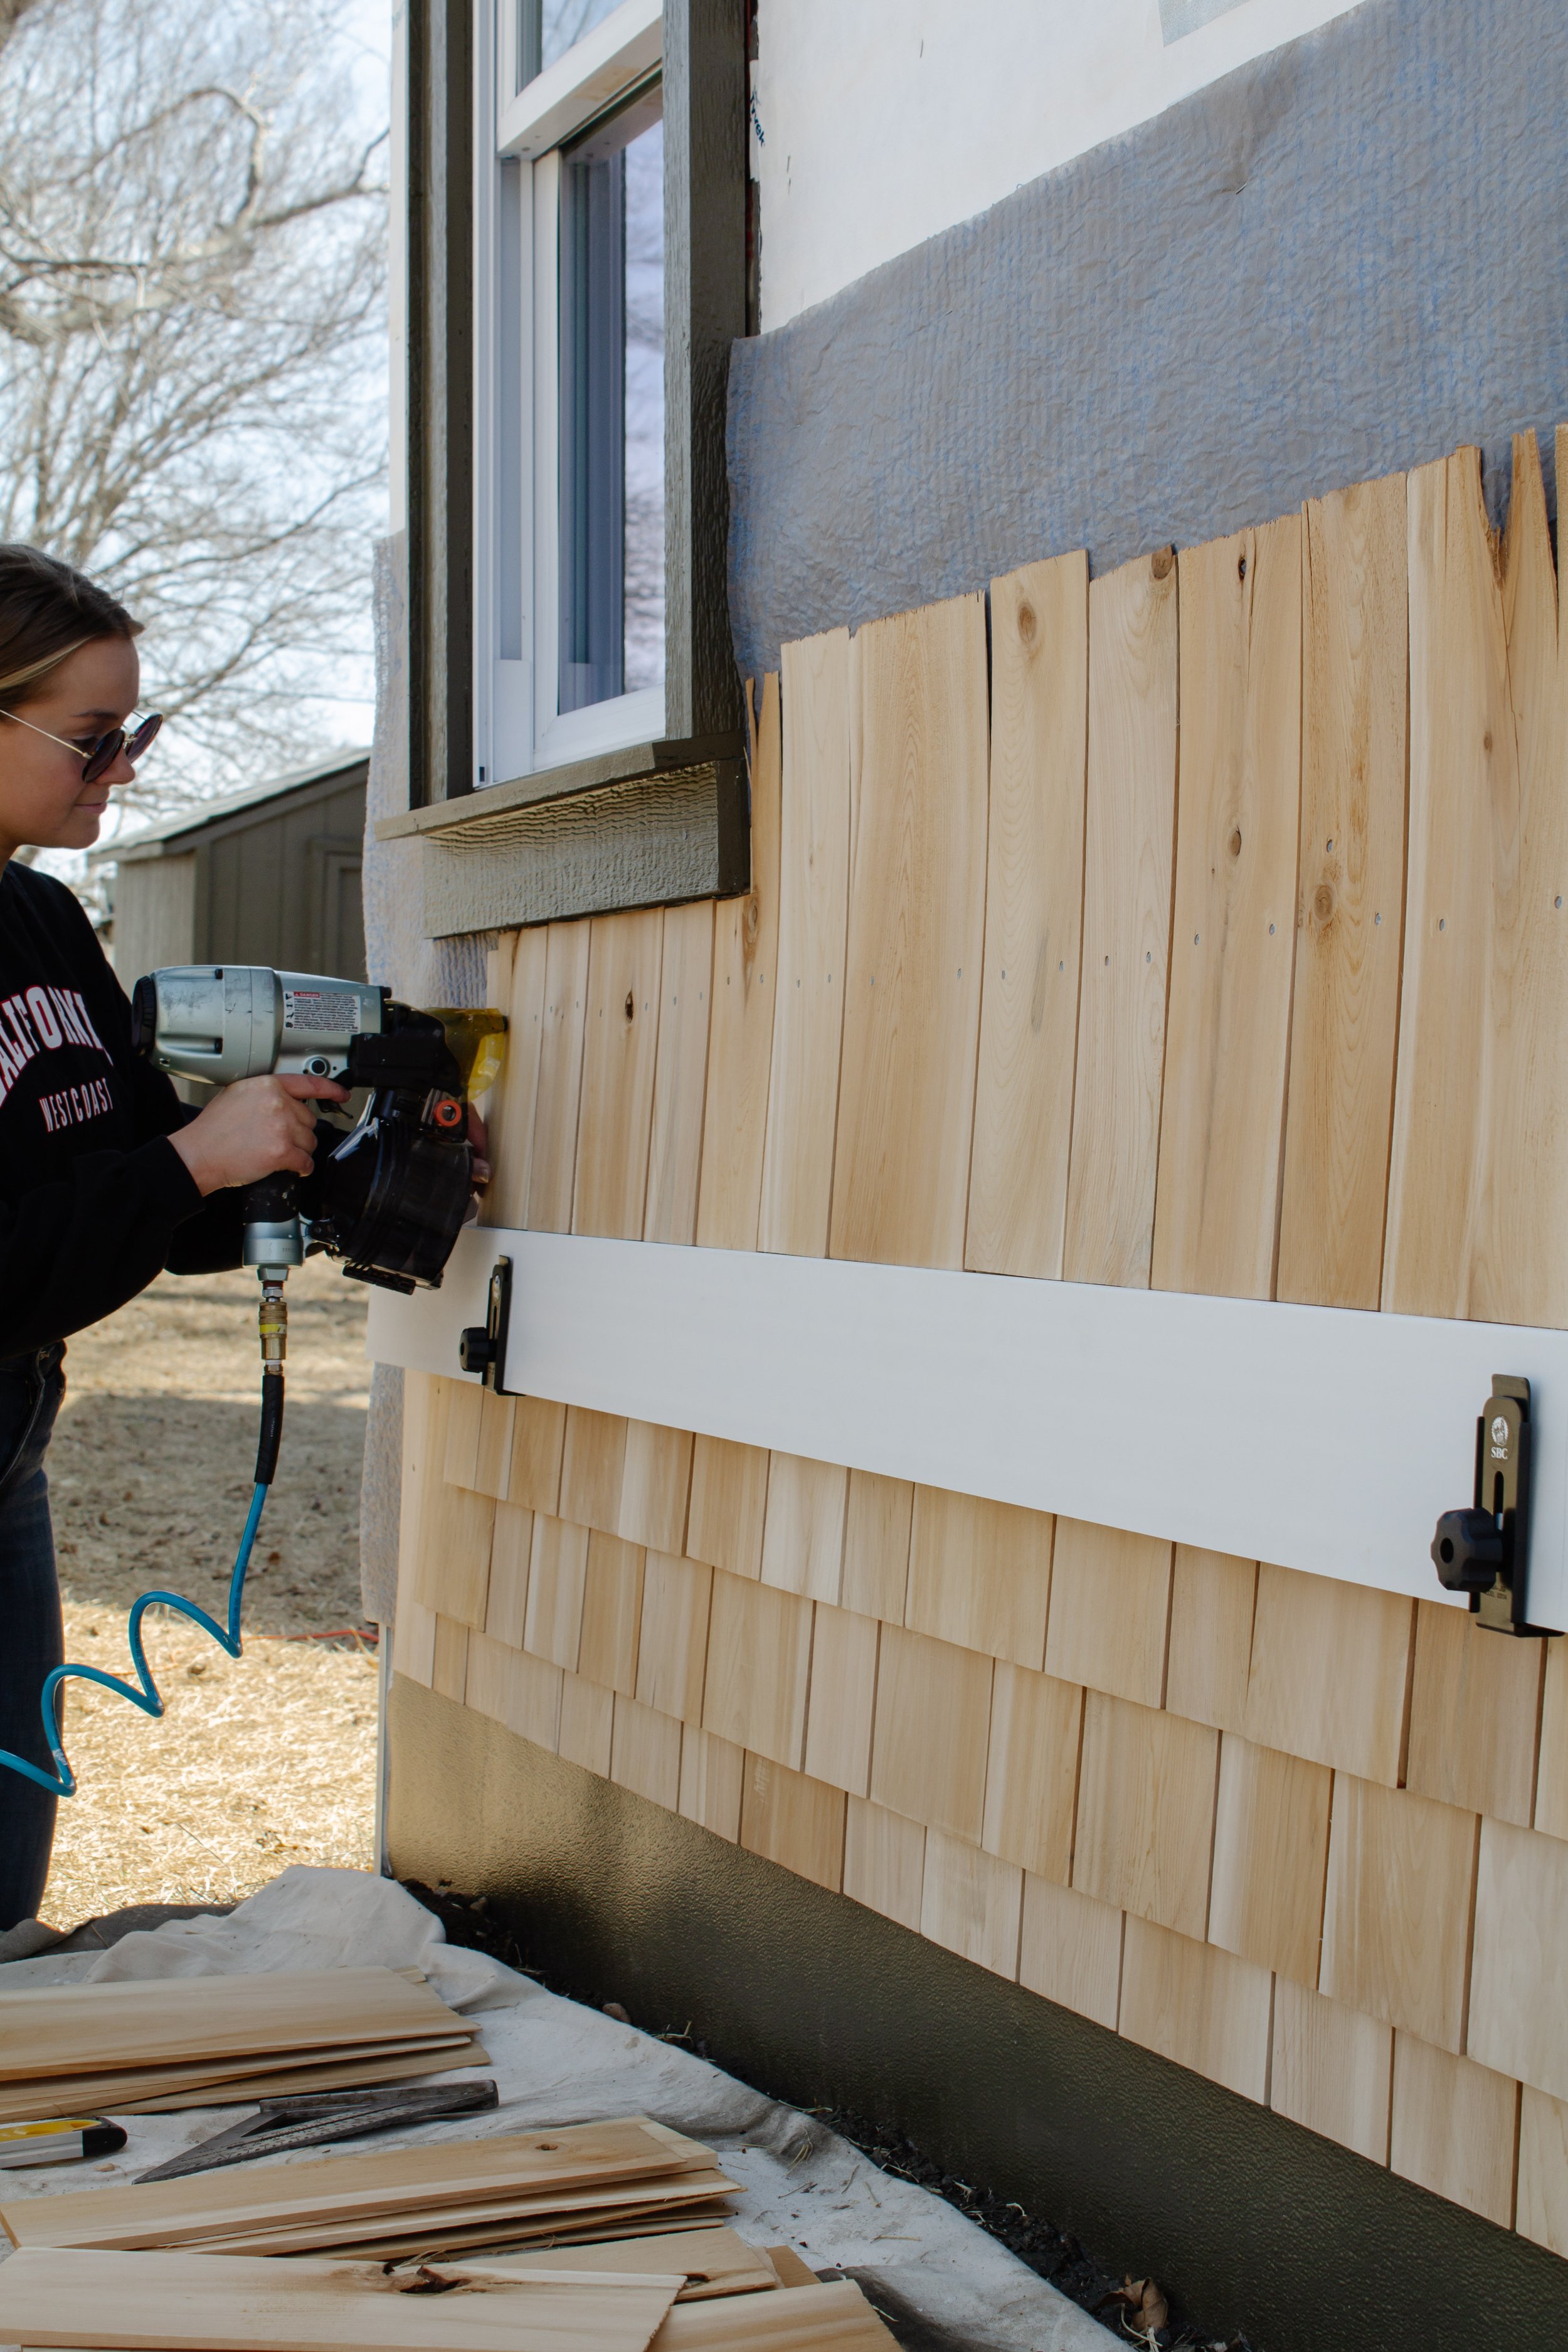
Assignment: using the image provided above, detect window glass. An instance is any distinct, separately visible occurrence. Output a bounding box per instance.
[519,0,628,87]
[557,87,664,715]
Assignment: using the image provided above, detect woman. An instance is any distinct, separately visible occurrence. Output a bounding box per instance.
[0,544,347,1931]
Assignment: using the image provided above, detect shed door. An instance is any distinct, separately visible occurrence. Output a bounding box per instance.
[309,841,366,980]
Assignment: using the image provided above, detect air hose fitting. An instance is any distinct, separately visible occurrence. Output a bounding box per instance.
[256,1276,287,1485]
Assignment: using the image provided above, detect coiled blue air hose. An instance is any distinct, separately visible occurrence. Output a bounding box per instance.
[0,1358,284,1799]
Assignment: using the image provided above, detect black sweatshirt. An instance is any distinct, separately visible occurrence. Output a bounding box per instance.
[0,861,245,1358]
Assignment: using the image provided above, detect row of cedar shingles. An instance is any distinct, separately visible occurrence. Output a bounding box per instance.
[408,1360,1568,1846]
[485,432,1568,1325]
[394,1371,1568,2249]
[476,433,1568,1777]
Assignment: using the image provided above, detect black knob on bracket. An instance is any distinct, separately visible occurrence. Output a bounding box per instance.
[1431,1377,1559,1636]
[1432,1507,1504,1593]
[456,1256,512,1394]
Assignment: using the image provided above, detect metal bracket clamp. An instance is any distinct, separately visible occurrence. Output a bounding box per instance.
[1432,1375,1560,1636]
[458,1254,512,1392]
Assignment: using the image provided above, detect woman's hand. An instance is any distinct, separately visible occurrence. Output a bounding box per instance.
[169,1074,350,1197]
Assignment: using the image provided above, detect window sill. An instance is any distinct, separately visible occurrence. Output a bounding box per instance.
[382,731,750,936]
[374,729,744,842]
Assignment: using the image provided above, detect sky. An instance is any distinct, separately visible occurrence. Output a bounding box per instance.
[282,0,393,771]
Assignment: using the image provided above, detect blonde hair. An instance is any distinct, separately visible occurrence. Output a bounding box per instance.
[0,548,139,712]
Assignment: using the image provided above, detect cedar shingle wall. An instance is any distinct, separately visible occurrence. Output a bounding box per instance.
[395,434,1568,2255]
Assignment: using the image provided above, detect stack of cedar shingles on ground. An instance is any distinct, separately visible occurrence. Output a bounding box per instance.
[0,2244,901,2348]
[0,1969,904,2344]
[1,2117,739,2259]
[0,1968,489,2117]
[0,2127,899,2348]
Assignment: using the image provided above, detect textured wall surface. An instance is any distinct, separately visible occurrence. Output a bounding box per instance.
[359,530,491,1624]
[728,0,1568,676]
[364,533,426,1006]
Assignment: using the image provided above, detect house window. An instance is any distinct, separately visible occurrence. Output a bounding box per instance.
[557,87,664,715]
[475,0,669,788]
[404,0,744,847]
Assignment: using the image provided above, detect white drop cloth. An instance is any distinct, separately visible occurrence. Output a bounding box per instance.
[0,1867,1115,2349]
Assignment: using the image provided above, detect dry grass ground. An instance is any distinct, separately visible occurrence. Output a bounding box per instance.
[36,1258,378,1928]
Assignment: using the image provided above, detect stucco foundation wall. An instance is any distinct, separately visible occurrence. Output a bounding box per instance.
[728,0,1568,678]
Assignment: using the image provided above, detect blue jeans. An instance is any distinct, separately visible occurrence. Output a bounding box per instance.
[0,1343,65,1930]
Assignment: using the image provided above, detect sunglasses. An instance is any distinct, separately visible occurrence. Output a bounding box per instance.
[1,707,162,785]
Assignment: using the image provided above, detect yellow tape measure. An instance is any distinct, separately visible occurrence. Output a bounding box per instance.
[0,2116,127,2166]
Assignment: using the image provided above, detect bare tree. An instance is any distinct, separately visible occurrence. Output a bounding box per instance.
[0,0,387,810]
[0,0,40,50]
[623,115,664,696]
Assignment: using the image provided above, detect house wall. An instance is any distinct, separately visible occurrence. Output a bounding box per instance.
[389,432,1568,2301]
[729,0,1568,679]
[379,0,1568,2331]
[750,0,1362,327]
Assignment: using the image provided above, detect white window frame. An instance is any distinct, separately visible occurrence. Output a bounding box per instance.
[472,0,665,796]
